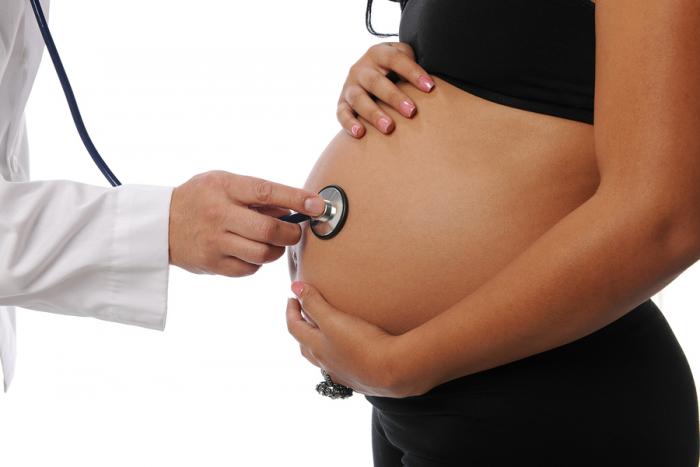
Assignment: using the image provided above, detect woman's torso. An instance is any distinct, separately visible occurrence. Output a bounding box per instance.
[289,1,599,335]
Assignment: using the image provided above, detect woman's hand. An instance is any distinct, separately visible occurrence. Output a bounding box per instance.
[286,281,420,398]
[338,42,435,138]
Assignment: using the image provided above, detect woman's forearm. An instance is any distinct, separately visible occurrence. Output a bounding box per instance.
[397,188,700,396]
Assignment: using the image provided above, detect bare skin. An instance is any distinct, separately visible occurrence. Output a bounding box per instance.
[169,171,325,277]
[287,0,700,398]
[289,75,598,336]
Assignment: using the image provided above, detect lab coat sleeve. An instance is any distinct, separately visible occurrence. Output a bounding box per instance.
[0,178,174,330]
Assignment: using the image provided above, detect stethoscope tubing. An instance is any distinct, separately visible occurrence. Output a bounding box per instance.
[28,0,347,236]
[279,213,311,224]
[29,0,122,187]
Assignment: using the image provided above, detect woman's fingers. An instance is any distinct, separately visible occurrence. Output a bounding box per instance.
[287,299,338,380]
[300,344,321,368]
[387,41,416,60]
[344,84,396,135]
[286,297,321,349]
[337,41,432,137]
[337,42,436,136]
[337,100,366,138]
[375,43,435,93]
[357,67,417,118]
[291,281,337,329]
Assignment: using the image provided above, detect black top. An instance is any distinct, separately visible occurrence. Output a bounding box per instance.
[394,0,596,124]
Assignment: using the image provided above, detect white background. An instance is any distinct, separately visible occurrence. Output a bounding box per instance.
[1,1,699,466]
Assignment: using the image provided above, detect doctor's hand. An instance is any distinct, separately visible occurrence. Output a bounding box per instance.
[286,281,419,398]
[338,42,435,138]
[169,171,325,277]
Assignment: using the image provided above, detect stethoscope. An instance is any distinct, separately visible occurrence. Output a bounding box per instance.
[27,0,348,240]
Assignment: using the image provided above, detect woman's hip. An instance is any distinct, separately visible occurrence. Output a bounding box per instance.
[367,299,699,466]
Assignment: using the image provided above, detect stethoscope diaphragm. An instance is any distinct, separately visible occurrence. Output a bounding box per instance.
[278,184,349,240]
[309,185,348,240]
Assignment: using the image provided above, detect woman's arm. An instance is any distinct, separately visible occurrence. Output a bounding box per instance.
[286,0,700,397]
[398,0,700,394]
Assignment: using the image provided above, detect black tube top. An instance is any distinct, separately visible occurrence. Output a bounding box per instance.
[394,0,596,125]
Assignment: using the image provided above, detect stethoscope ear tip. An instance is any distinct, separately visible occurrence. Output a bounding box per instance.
[310,185,348,240]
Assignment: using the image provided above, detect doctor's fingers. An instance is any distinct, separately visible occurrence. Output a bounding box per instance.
[225,175,326,218]
[251,205,291,218]
[222,233,286,265]
[226,205,302,247]
[212,256,262,278]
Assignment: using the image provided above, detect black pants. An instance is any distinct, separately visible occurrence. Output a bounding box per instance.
[367,299,699,466]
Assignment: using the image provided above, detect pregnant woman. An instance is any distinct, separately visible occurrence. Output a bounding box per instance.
[287,1,700,465]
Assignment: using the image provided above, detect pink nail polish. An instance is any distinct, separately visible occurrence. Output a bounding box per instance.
[418,75,435,92]
[400,100,417,117]
[291,281,304,296]
[351,124,363,137]
[378,117,393,133]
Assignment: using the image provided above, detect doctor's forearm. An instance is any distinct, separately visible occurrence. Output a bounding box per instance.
[395,188,700,396]
[0,181,172,329]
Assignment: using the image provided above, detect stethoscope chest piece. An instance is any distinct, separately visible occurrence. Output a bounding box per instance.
[311,185,349,240]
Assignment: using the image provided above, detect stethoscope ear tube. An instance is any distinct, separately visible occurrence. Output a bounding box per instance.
[29,0,122,187]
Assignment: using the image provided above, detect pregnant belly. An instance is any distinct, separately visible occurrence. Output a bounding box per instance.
[289,77,599,336]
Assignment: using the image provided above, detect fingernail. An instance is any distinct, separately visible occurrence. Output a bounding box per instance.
[351,124,363,137]
[400,100,416,118]
[418,75,435,92]
[378,117,393,133]
[291,281,304,296]
[304,196,325,215]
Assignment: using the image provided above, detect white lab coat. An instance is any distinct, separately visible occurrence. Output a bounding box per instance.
[0,0,173,391]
